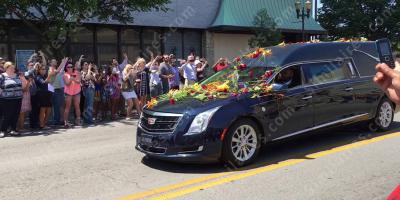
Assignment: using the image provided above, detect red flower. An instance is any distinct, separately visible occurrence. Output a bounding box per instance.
[169,98,175,105]
[263,70,273,79]
[201,85,207,90]
[234,57,241,62]
[248,70,254,78]
[251,52,260,59]
[238,63,247,71]
[241,88,249,93]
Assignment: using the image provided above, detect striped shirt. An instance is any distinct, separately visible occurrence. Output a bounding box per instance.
[138,70,149,97]
[0,73,23,99]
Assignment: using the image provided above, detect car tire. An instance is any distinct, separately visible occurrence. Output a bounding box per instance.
[221,119,261,168]
[369,98,394,132]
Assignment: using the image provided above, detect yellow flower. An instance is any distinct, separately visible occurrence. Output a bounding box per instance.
[262,49,272,56]
[278,41,286,47]
[216,80,230,92]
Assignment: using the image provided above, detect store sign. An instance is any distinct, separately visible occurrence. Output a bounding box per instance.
[15,50,35,72]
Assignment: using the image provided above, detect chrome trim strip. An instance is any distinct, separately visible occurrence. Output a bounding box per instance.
[143,110,183,117]
[272,113,369,141]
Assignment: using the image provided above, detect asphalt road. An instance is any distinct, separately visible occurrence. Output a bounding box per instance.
[1,114,400,200]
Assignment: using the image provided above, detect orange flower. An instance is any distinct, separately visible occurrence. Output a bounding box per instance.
[146,98,158,109]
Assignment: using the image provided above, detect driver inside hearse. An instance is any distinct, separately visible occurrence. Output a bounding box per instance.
[272,66,302,90]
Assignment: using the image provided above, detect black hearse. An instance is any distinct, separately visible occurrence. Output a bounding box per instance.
[136,41,395,167]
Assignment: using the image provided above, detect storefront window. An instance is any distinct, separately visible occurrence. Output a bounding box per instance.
[164,31,183,59]
[183,31,202,58]
[70,44,94,62]
[97,28,117,43]
[98,44,118,67]
[0,43,8,59]
[70,27,93,43]
[142,29,161,58]
[122,45,141,63]
[0,22,7,42]
[97,28,117,66]
[10,26,39,42]
[121,28,141,62]
[121,29,140,44]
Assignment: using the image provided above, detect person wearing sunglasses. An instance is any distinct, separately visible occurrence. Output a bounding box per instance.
[63,61,82,127]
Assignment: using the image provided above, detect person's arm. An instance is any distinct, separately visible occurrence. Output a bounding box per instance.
[63,74,72,86]
[28,52,37,63]
[159,64,169,79]
[201,61,208,71]
[122,70,130,81]
[56,57,68,73]
[75,72,81,84]
[146,52,155,67]
[75,55,84,70]
[374,63,400,105]
[38,50,47,67]
[19,75,28,91]
[45,75,53,83]
[212,61,219,72]
[119,53,128,71]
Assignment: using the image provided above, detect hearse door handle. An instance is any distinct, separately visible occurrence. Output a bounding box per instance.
[344,87,354,92]
[302,95,313,100]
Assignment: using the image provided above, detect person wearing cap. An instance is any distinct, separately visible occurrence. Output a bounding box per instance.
[182,55,197,86]
[0,62,28,138]
[159,55,173,94]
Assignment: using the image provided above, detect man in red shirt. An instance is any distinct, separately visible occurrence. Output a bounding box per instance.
[212,57,229,72]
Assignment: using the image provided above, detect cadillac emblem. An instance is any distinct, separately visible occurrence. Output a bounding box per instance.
[148,118,156,125]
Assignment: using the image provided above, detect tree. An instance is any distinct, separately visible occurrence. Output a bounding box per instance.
[318,0,400,48]
[248,8,281,48]
[0,0,170,58]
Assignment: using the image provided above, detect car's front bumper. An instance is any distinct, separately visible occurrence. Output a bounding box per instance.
[136,126,223,164]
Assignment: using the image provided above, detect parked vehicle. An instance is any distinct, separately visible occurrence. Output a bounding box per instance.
[136,41,395,167]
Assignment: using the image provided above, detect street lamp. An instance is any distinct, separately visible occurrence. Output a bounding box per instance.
[295,0,312,42]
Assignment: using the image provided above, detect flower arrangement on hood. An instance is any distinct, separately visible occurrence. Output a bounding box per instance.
[146,47,281,109]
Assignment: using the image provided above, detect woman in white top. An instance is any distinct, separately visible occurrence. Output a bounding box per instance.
[148,56,163,98]
[122,63,141,119]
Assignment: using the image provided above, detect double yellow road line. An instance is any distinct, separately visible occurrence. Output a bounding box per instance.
[119,131,400,200]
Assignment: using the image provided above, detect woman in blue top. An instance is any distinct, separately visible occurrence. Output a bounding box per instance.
[35,63,56,129]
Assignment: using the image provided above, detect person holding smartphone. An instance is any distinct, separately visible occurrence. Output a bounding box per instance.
[63,61,82,127]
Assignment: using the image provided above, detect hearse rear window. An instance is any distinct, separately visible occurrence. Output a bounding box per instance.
[302,61,351,85]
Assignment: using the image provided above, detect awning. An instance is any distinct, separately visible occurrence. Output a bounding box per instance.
[209,0,325,33]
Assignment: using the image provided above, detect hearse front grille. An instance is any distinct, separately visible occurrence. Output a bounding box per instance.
[140,111,182,133]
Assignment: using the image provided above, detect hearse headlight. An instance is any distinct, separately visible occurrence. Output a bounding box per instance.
[186,107,221,135]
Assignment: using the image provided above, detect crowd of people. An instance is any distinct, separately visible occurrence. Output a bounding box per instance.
[0,51,231,138]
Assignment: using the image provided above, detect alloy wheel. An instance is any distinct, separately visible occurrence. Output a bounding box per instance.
[379,101,393,128]
[231,125,258,162]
